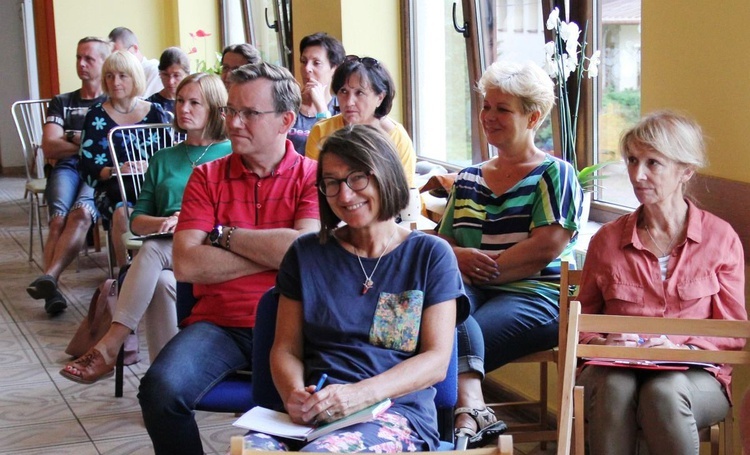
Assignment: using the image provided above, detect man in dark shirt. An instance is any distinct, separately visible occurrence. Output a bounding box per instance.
[26,37,110,315]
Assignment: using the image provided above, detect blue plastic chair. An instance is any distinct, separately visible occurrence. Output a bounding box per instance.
[175,282,259,413]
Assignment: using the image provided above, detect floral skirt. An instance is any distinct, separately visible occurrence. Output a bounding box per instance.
[239,411,427,453]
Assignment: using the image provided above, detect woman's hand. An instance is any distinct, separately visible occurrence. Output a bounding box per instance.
[454,246,500,284]
[295,383,373,425]
[302,79,328,112]
[121,160,149,175]
[639,335,685,349]
[604,333,641,346]
[158,211,180,233]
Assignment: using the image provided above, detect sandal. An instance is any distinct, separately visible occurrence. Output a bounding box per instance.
[454,406,508,448]
[60,348,114,384]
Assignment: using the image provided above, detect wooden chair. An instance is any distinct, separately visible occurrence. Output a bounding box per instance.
[558,300,750,455]
[486,261,582,447]
[11,99,51,261]
[229,434,515,455]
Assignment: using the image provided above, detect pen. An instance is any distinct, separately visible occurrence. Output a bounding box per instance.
[314,373,328,392]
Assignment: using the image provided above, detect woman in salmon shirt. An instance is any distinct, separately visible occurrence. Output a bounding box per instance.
[576,111,747,455]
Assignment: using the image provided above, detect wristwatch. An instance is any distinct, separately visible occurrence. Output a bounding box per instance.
[208,225,224,247]
[65,130,76,142]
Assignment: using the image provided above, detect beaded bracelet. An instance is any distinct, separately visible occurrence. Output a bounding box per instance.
[225,226,237,251]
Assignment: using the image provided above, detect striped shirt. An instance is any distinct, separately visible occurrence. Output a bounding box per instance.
[438,155,582,304]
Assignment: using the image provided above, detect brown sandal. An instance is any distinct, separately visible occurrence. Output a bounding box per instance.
[60,348,114,384]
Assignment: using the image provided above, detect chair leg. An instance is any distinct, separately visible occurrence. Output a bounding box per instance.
[27,194,34,261]
[540,361,549,450]
[115,345,124,398]
[35,194,44,255]
[105,229,115,279]
[573,386,585,455]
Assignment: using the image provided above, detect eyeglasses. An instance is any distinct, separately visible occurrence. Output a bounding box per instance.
[345,55,380,68]
[318,170,371,197]
[220,106,276,124]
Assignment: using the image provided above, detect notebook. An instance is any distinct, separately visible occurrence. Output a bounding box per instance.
[233,398,392,441]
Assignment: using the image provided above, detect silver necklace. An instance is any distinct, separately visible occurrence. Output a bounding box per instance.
[111,100,137,115]
[185,142,215,168]
[645,224,678,257]
[355,229,397,295]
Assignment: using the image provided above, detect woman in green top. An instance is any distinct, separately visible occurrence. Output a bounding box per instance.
[61,73,232,384]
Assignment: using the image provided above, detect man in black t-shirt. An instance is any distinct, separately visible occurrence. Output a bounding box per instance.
[26,37,110,315]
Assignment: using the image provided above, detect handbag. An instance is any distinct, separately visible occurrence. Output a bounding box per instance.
[65,278,140,365]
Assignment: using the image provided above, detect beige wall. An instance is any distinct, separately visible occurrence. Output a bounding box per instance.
[642,0,750,184]
[52,0,220,93]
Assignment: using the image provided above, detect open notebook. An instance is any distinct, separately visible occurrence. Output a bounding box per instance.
[233,398,392,441]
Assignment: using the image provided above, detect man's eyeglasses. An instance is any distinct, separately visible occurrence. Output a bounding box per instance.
[318,171,371,197]
[220,106,276,124]
[345,55,380,68]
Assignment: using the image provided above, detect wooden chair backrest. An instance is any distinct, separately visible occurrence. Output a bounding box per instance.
[557,300,750,455]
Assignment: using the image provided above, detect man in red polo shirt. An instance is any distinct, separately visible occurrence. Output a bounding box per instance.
[138,62,320,455]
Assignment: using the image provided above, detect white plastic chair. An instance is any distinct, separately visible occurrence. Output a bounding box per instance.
[105,123,180,278]
[11,99,51,261]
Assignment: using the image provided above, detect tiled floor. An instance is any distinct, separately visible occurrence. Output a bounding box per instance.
[0,175,238,454]
[0,174,554,454]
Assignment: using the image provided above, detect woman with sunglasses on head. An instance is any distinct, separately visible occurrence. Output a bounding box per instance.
[305,55,417,187]
[238,124,467,452]
[146,47,190,114]
[287,32,345,155]
[61,73,231,385]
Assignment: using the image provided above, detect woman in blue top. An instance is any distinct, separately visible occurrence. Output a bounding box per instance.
[78,50,171,267]
[242,125,467,452]
[62,73,231,384]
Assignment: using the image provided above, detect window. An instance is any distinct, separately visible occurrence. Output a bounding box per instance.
[221,0,292,69]
[596,0,641,209]
[409,0,473,168]
[408,0,641,213]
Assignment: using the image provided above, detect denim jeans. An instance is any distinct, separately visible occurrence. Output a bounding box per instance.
[138,321,253,455]
[45,158,97,220]
[457,284,559,375]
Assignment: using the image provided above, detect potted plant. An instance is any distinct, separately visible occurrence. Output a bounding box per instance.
[543,7,615,222]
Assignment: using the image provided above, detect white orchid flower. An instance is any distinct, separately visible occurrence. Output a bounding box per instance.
[560,21,581,57]
[546,7,560,30]
[586,50,601,78]
[562,54,578,79]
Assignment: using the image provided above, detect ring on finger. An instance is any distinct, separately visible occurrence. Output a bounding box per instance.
[474,267,480,272]
[325,409,333,417]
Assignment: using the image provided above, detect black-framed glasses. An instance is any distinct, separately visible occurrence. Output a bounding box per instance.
[220,106,276,124]
[318,171,371,197]
[345,55,380,68]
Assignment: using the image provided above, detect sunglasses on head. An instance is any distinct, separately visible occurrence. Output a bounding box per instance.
[345,55,380,68]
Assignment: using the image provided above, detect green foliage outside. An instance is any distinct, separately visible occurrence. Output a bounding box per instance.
[602,89,640,125]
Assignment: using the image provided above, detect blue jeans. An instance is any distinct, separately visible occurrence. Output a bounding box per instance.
[45,158,97,221]
[138,321,253,455]
[457,285,559,375]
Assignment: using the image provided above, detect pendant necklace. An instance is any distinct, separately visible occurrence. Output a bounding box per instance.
[111,100,137,115]
[185,142,215,168]
[645,224,678,257]
[355,229,397,295]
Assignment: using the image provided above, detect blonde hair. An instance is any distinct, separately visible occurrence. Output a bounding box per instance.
[620,110,707,170]
[101,50,146,98]
[477,60,555,130]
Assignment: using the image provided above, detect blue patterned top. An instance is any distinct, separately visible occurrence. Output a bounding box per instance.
[78,102,170,219]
